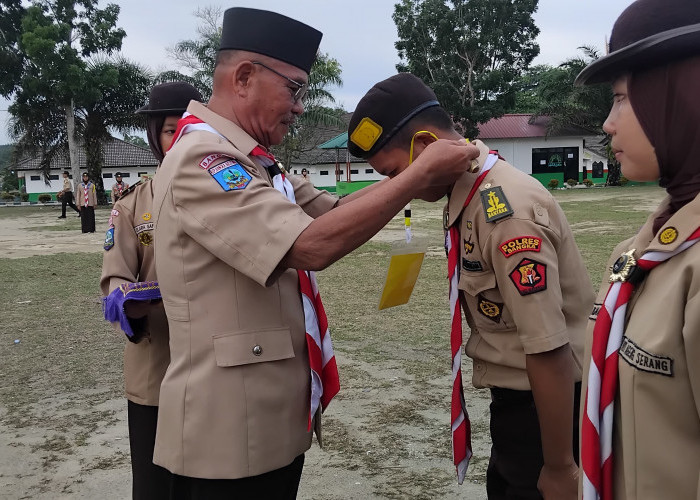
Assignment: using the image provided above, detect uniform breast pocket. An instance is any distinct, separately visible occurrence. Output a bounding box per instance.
[459,271,515,330]
[212,327,295,367]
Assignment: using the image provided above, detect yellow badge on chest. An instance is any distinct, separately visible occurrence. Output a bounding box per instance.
[142,212,151,221]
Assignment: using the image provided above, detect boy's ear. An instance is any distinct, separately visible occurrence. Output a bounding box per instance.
[411,132,438,159]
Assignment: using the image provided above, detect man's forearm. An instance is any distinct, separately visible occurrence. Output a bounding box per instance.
[281,171,416,270]
[526,344,576,467]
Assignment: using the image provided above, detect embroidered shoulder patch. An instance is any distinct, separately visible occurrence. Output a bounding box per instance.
[499,236,542,258]
[199,153,227,169]
[477,295,502,323]
[619,336,673,376]
[104,227,114,251]
[658,227,678,245]
[509,258,547,295]
[463,234,475,255]
[480,186,513,223]
[209,161,252,191]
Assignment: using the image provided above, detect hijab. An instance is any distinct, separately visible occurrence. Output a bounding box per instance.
[146,115,167,163]
[628,56,700,234]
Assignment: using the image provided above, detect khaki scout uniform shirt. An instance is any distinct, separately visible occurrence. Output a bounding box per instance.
[446,141,594,390]
[62,177,72,192]
[151,101,338,479]
[583,194,700,499]
[77,182,97,207]
[99,180,169,406]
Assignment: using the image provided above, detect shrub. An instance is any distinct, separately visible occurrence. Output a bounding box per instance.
[566,178,578,187]
[619,176,629,186]
[8,190,20,198]
[21,193,29,201]
[38,193,52,203]
[547,179,559,190]
[0,191,13,201]
[582,179,594,187]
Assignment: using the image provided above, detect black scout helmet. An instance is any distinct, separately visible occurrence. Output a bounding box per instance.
[576,0,700,85]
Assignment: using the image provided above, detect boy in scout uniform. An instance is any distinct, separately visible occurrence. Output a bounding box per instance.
[100,82,202,500]
[151,8,477,499]
[576,1,700,498]
[111,172,129,203]
[349,74,594,499]
[57,170,79,218]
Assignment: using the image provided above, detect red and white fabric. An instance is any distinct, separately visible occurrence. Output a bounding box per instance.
[445,153,498,484]
[171,113,339,429]
[83,182,90,207]
[581,227,700,500]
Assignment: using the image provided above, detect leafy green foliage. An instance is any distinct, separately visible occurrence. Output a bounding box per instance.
[122,133,148,148]
[393,0,540,137]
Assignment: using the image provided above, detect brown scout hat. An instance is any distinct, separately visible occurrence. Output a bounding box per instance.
[136,82,203,115]
[219,8,322,74]
[576,0,700,85]
[347,73,440,159]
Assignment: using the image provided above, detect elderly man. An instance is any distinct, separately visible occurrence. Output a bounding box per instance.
[152,7,477,498]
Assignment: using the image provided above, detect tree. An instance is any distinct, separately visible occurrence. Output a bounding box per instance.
[122,133,148,148]
[393,0,540,138]
[158,6,221,100]
[3,0,127,193]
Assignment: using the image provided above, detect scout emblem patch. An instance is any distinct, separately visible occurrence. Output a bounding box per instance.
[618,336,673,377]
[104,227,114,251]
[462,258,483,272]
[480,186,513,223]
[509,258,547,295]
[139,231,153,246]
[477,295,502,323]
[499,236,542,258]
[349,117,383,152]
[659,227,678,244]
[209,160,251,191]
[142,212,151,221]
[589,303,602,321]
[464,235,475,254]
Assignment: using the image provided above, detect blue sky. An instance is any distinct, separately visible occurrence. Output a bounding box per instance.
[0,0,632,145]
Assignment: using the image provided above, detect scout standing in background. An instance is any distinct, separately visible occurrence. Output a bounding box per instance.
[348,74,594,499]
[575,0,700,498]
[151,7,475,499]
[76,172,96,233]
[57,170,79,218]
[111,172,129,204]
[100,82,203,500]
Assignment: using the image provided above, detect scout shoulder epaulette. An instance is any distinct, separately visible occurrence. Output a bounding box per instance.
[117,179,145,199]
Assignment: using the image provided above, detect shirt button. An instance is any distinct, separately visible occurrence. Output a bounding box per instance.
[475,363,483,371]
[252,345,263,356]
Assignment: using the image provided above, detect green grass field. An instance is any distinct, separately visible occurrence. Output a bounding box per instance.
[0,185,666,499]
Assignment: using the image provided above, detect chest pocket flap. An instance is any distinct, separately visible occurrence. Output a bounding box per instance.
[213,327,295,367]
[459,270,496,297]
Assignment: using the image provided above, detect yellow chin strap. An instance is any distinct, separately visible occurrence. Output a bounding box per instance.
[409,130,439,164]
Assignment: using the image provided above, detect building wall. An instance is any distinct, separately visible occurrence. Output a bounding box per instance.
[20,166,157,200]
[289,161,382,191]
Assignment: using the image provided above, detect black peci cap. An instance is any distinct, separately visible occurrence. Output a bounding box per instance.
[219,8,322,74]
[576,0,700,85]
[347,73,440,159]
[115,172,122,177]
[136,82,203,115]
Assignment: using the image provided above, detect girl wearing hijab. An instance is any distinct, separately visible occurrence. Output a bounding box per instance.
[100,82,202,500]
[77,172,97,233]
[576,1,700,499]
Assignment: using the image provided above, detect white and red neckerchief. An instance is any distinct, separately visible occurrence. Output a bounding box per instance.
[82,182,91,207]
[444,152,499,484]
[170,113,340,429]
[581,226,700,500]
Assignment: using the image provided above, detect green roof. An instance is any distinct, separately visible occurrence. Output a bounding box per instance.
[318,132,348,149]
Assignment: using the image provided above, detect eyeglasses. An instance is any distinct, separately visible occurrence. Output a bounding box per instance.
[252,61,308,103]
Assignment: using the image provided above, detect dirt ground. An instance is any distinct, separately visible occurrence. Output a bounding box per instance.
[0,205,491,500]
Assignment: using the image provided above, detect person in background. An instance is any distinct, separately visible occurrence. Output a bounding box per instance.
[111,172,129,204]
[151,7,476,499]
[57,170,79,218]
[348,73,593,499]
[100,81,203,500]
[301,167,310,182]
[575,0,700,498]
[76,172,96,233]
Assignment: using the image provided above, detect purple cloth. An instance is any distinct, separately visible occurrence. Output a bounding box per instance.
[103,281,162,339]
